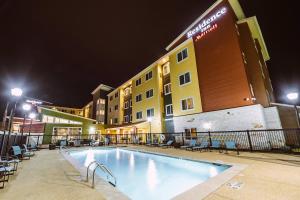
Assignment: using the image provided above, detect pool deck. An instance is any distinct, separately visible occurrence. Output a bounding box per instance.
[1,146,300,200]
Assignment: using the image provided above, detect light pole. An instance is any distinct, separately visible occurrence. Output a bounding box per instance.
[21,103,32,144]
[147,117,152,142]
[26,112,36,146]
[4,88,23,155]
[287,92,300,128]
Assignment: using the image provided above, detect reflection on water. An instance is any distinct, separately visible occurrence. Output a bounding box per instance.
[147,159,158,190]
[84,150,95,167]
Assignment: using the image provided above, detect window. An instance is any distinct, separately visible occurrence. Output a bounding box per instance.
[114,118,118,124]
[177,48,188,63]
[109,96,113,101]
[124,87,132,96]
[181,98,194,111]
[110,119,113,125]
[136,78,142,86]
[136,111,143,120]
[115,92,119,98]
[124,115,129,123]
[147,108,154,117]
[114,105,118,111]
[136,94,142,102]
[145,71,152,81]
[99,99,105,104]
[164,83,171,95]
[129,99,132,107]
[130,114,132,122]
[99,110,104,115]
[124,101,129,109]
[179,72,191,85]
[146,89,154,98]
[163,63,170,75]
[165,104,173,116]
[109,107,112,113]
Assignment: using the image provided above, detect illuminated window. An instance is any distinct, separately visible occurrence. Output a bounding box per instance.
[146,89,154,98]
[164,83,171,95]
[145,71,153,81]
[165,104,173,116]
[124,87,132,96]
[146,108,154,117]
[163,63,170,75]
[136,94,142,102]
[181,98,194,111]
[99,110,105,115]
[177,48,188,63]
[179,72,191,85]
[124,101,129,109]
[136,78,142,86]
[136,111,143,120]
[124,115,129,123]
[100,99,105,104]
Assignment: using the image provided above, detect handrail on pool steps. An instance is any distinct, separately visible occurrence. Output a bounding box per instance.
[86,161,117,188]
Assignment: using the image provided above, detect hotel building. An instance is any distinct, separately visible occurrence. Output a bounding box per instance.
[102,0,284,134]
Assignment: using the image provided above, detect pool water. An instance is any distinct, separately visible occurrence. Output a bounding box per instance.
[69,148,230,200]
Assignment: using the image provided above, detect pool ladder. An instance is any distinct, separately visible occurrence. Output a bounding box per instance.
[86,161,117,188]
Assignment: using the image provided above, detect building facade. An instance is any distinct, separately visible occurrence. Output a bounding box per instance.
[102,0,282,134]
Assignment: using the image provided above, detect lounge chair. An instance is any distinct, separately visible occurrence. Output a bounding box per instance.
[0,156,19,172]
[159,140,174,148]
[181,140,196,150]
[190,141,210,152]
[23,144,35,156]
[210,140,223,152]
[11,146,32,160]
[0,167,9,189]
[225,141,240,155]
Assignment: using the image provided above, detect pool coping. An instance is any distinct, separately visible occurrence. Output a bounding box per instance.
[61,146,247,200]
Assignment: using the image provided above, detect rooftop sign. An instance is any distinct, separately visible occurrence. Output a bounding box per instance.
[187,7,227,38]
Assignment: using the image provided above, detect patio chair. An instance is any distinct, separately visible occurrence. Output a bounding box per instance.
[159,140,174,148]
[210,140,223,152]
[11,146,31,160]
[190,141,210,152]
[0,156,19,172]
[23,144,35,156]
[181,139,197,150]
[225,141,240,155]
[0,168,9,189]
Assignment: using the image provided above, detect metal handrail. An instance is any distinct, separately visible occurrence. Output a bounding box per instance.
[86,161,117,188]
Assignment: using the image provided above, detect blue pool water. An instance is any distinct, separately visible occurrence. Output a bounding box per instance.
[69,148,230,200]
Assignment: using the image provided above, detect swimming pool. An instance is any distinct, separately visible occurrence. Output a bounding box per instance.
[68,148,230,200]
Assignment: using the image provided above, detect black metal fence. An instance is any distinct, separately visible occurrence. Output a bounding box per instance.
[1,128,300,156]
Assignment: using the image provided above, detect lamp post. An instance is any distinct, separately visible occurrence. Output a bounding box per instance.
[287,92,300,128]
[21,103,32,144]
[4,88,23,155]
[26,112,36,146]
[147,117,152,143]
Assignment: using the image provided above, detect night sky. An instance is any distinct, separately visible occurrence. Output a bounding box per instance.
[0,0,299,115]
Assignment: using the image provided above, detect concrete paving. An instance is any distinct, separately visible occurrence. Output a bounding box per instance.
[1,146,300,200]
[0,150,105,200]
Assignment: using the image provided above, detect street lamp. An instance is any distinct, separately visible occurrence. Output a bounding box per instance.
[3,88,23,156]
[287,92,300,128]
[11,88,23,97]
[26,112,36,146]
[20,103,32,143]
[147,117,152,133]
